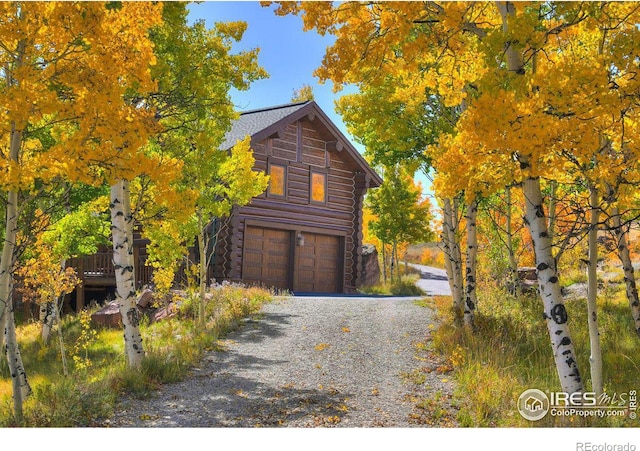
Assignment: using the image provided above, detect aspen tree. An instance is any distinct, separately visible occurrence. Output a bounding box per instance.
[611,206,640,338]
[267,1,595,393]
[0,2,163,401]
[141,3,268,327]
[464,198,479,327]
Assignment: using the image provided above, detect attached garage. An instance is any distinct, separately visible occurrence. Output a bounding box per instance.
[70,101,381,299]
[242,224,343,293]
[214,101,382,293]
[242,226,292,290]
[294,232,341,293]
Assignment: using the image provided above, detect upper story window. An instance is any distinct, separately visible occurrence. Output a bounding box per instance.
[268,163,286,197]
[310,172,327,204]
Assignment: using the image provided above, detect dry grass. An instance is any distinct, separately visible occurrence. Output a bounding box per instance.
[430,281,640,427]
[0,283,272,426]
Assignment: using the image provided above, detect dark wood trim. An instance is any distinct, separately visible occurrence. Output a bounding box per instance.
[309,170,328,205]
[267,160,288,199]
[240,214,352,236]
[248,102,382,187]
[338,235,346,293]
[296,120,303,162]
[291,229,300,291]
[241,199,354,222]
[266,156,290,166]
[239,224,255,285]
[244,219,348,237]
[309,166,329,174]
[228,208,242,281]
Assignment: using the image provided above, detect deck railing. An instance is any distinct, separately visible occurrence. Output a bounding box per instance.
[67,249,154,311]
[69,251,115,279]
[68,251,153,285]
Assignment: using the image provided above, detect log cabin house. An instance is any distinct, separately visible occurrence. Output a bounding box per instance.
[212,100,382,294]
[68,101,381,310]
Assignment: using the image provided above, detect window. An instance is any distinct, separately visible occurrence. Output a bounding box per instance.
[310,172,326,203]
[268,163,286,197]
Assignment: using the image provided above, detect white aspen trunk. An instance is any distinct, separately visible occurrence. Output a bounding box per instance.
[505,187,520,296]
[5,272,32,423]
[442,239,455,297]
[498,0,582,394]
[42,258,66,343]
[548,180,558,242]
[2,90,32,420]
[443,198,464,316]
[381,242,387,286]
[389,241,395,283]
[0,37,25,357]
[612,207,640,338]
[40,301,56,344]
[6,302,32,424]
[55,259,69,375]
[586,186,603,396]
[110,179,144,368]
[523,177,584,394]
[0,189,16,353]
[464,198,479,327]
[440,202,456,297]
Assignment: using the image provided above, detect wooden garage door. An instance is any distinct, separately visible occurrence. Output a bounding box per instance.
[243,226,291,290]
[294,233,340,293]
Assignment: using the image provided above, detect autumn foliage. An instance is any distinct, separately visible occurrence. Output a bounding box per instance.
[0,2,269,423]
[269,1,640,396]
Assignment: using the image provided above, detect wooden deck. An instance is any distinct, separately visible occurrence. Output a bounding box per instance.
[68,247,153,311]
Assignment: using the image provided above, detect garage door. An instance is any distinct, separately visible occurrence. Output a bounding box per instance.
[294,233,340,293]
[243,226,342,293]
[242,226,291,290]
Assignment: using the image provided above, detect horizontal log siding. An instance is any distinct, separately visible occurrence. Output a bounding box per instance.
[271,124,298,161]
[301,122,327,167]
[223,118,360,292]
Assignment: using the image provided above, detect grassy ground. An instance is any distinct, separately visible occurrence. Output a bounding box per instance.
[425,279,639,427]
[0,283,272,427]
[359,273,425,296]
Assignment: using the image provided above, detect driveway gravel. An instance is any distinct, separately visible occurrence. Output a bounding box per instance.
[107,295,457,428]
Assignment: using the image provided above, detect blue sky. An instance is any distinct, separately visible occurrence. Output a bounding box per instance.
[187,1,436,198]
[187,2,359,145]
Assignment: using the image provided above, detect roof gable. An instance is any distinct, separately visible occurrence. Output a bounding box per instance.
[220,101,309,150]
[221,101,382,187]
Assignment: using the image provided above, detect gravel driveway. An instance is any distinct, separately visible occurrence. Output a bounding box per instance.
[107,295,457,428]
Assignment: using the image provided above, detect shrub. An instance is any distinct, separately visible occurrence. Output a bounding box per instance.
[430,282,639,427]
[1,283,273,426]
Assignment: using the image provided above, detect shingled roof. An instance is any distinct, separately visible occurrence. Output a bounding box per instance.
[221,101,382,187]
[220,101,310,151]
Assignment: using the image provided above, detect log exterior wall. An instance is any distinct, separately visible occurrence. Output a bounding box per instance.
[63,102,379,305]
[213,118,365,293]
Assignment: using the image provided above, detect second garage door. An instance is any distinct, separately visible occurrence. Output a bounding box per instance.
[242,225,342,293]
[294,233,340,293]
